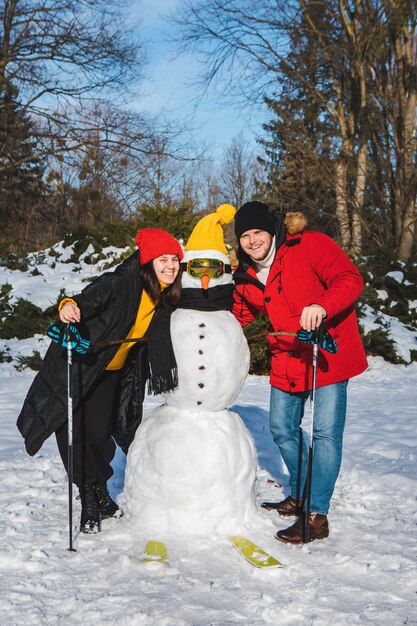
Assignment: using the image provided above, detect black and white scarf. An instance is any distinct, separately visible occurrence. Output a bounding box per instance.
[178,284,235,312]
[146,302,178,395]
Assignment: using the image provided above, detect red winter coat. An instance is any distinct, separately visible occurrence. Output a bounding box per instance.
[232,230,368,392]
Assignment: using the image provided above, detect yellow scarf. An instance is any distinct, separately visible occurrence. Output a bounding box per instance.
[59,283,169,371]
[106,283,168,371]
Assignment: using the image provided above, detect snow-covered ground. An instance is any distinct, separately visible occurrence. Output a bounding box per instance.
[1,354,416,626]
[1,241,416,624]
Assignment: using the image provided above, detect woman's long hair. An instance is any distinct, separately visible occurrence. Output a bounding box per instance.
[139,259,182,305]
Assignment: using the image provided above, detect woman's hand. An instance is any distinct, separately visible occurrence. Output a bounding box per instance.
[59,301,81,324]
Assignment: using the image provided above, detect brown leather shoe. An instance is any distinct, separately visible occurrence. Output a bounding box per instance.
[261,496,304,517]
[275,513,329,544]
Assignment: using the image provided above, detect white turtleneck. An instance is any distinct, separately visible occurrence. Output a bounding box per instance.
[253,236,276,285]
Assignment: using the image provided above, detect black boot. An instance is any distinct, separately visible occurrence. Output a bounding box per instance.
[94,482,123,520]
[79,483,100,534]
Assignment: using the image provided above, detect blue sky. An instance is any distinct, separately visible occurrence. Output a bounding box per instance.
[136,0,262,159]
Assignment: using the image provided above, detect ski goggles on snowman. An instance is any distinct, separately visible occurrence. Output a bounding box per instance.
[182,258,232,279]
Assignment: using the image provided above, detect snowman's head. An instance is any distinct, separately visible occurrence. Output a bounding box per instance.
[182,204,236,290]
[181,249,233,290]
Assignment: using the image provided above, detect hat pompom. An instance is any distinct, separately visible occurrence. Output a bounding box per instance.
[216,203,236,225]
[184,204,236,254]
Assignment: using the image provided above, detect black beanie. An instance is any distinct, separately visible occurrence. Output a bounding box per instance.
[234,201,276,239]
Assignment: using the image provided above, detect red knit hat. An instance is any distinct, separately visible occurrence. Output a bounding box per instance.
[135,228,184,265]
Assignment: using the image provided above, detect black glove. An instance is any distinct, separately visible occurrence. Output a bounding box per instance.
[297,324,338,354]
[47,323,91,355]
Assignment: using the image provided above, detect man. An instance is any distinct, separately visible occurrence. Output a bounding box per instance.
[232,201,368,543]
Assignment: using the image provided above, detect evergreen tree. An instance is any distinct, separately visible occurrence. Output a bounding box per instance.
[135,148,200,241]
[0,80,47,236]
[257,3,343,235]
[258,93,335,233]
[136,200,199,243]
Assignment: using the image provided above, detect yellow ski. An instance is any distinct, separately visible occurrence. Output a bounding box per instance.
[230,535,284,568]
[142,540,168,564]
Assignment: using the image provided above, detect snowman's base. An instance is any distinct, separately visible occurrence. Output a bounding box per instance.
[124,404,260,537]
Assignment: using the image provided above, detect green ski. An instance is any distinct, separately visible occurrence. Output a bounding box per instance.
[142,540,168,565]
[230,535,284,568]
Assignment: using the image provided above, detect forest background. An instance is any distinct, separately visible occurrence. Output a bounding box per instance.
[1,0,416,370]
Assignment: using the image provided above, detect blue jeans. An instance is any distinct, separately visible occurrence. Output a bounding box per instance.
[269,381,348,515]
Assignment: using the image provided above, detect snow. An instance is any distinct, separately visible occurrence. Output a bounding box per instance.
[360,304,417,362]
[385,270,413,287]
[386,270,404,283]
[0,240,130,309]
[1,353,416,625]
[1,244,417,625]
[124,405,258,537]
[376,289,388,301]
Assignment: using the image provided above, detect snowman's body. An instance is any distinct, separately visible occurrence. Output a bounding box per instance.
[124,247,259,537]
[166,308,249,411]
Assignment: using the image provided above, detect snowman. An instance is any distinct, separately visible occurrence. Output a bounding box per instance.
[124,205,259,537]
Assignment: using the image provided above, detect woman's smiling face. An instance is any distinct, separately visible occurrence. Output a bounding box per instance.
[152,254,181,284]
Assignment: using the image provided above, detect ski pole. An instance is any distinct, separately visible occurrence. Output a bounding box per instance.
[66,325,76,552]
[304,339,319,543]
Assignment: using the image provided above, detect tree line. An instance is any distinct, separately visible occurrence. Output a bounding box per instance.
[175,0,417,262]
[0,0,260,252]
[1,0,416,263]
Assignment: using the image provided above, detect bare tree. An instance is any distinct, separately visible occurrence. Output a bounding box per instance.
[0,0,142,106]
[380,0,417,262]
[218,133,260,208]
[172,0,417,259]
[0,0,146,170]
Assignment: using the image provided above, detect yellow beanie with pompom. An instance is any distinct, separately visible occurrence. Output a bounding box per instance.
[185,204,236,254]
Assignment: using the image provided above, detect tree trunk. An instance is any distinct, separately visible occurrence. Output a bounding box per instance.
[335,155,351,249]
[351,139,367,255]
[0,0,17,95]
[398,92,417,261]
[398,199,416,261]
[336,0,368,254]
[393,23,417,262]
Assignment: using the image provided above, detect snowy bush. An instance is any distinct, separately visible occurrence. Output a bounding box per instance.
[0,234,416,367]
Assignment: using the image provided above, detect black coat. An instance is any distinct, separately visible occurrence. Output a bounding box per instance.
[17,251,150,456]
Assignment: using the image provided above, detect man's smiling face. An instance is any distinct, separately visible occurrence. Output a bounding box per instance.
[239,229,274,262]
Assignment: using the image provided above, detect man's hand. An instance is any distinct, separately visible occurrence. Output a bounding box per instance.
[300,304,326,332]
[59,301,81,324]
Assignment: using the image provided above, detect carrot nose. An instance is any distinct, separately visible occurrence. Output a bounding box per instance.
[200,274,210,290]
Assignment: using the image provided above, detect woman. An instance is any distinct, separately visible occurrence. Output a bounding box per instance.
[17,228,183,533]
